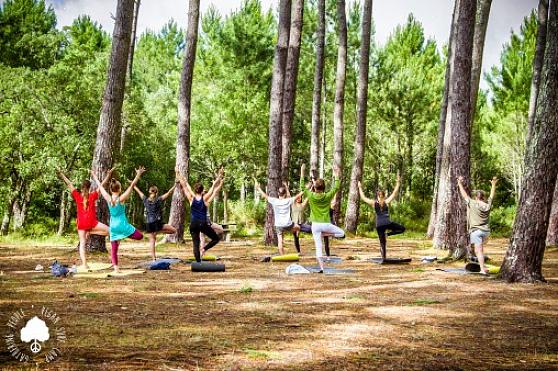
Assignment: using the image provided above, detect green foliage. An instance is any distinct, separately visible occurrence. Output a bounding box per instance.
[0,0,63,69]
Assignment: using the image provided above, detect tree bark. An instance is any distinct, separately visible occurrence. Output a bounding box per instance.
[319,74,327,179]
[547,178,558,246]
[501,0,558,282]
[120,0,141,155]
[344,0,373,233]
[427,0,459,238]
[264,0,291,245]
[331,0,348,224]
[469,0,492,119]
[310,0,325,180]
[527,0,549,142]
[280,0,304,182]
[57,190,68,236]
[432,0,477,259]
[166,0,200,243]
[88,0,135,252]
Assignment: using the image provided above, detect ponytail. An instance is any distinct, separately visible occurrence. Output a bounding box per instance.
[81,180,92,210]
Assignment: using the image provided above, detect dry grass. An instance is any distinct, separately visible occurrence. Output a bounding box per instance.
[0,236,557,370]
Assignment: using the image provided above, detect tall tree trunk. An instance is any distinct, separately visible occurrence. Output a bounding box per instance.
[88,0,135,252]
[501,0,558,282]
[57,190,68,236]
[319,74,327,179]
[264,0,292,245]
[12,188,31,231]
[469,0,492,118]
[427,0,459,238]
[547,178,558,246]
[120,0,141,155]
[344,0,372,233]
[527,0,549,142]
[281,0,304,182]
[432,0,477,259]
[1,197,16,235]
[167,0,200,243]
[310,0,325,180]
[331,0,347,224]
[223,190,228,223]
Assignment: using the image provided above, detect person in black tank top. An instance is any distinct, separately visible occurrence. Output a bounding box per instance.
[358,173,405,260]
[177,169,225,262]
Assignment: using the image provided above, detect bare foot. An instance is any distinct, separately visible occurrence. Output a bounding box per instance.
[79,264,90,271]
[113,266,121,274]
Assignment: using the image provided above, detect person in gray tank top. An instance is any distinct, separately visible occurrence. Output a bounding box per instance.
[358,173,405,260]
[458,176,498,274]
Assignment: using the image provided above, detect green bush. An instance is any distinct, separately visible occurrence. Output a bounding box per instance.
[489,205,516,236]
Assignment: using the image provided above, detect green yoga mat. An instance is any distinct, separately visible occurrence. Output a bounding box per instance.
[185,254,219,262]
[271,253,300,262]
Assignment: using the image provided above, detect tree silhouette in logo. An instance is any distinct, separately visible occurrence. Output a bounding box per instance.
[20,316,50,353]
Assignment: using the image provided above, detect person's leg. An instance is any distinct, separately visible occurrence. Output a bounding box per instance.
[161,224,177,234]
[386,222,405,236]
[128,229,143,240]
[377,226,387,259]
[474,242,488,274]
[293,231,301,253]
[200,232,206,251]
[148,233,157,261]
[277,230,285,255]
[311,223,325,271]
[201,223,220,253]
[110,240,120,272]
[77,229,89,269]
[89,222,109,236]
[324,237,330,257]
[189,222,202,262]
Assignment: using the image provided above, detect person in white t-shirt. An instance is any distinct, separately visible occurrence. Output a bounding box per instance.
[255,182,304,255]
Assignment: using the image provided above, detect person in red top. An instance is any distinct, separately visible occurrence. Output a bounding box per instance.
[57,169,113,270]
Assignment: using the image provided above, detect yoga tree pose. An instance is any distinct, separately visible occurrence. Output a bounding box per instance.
[133,182,178,261]
[92,167,146,273]
[300,163,345,272]
[256,180,303,255]
[458,176,498,274]
[358,173,405,260]
[176,169,224,262]
[57,168,114,270]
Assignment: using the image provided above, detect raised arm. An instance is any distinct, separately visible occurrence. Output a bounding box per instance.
[206,177,224,204]
[283,181,291,197]
[120,167,146,203]
[299,164,310,196]
[100,167,115,188]
[57,170,75,192]
[358,181,375,206]
[161,182,177,201]
[133,184,145,199]
[457,176,470,202]
[255,180,269,200]
[489,177,498,201]
[325,164,340,198]
[385,173,401,204]
[90,170,111,202]
[175,169,193,203]
[293,190,304,201]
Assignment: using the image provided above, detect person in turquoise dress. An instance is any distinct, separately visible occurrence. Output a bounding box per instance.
[91,167,145,273]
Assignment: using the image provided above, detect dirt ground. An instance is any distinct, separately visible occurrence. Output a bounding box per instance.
[0,235,557,370]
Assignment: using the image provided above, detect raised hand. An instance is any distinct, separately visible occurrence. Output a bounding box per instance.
[457,176,464,184]
[135,166,146,176]
[490,177,498,186]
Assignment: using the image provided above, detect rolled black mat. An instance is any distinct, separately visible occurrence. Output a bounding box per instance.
[369,257,412,264]
[191,262,226,272]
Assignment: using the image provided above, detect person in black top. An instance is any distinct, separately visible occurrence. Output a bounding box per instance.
[133,182,178,261]
[358,173,405,260]
[176,169,224,262]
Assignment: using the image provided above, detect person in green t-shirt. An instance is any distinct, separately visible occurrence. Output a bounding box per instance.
[457,176,498,274]
[299,164,345,272]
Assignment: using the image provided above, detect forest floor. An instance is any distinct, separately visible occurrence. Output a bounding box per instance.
[0,236,557,370]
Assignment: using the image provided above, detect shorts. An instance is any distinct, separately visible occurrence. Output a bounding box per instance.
[275,223,294,236]
[146,220,164,233]
[470,229,490,244]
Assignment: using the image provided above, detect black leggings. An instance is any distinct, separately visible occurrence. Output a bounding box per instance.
[189,220,220,262]
[376,222,405,259]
